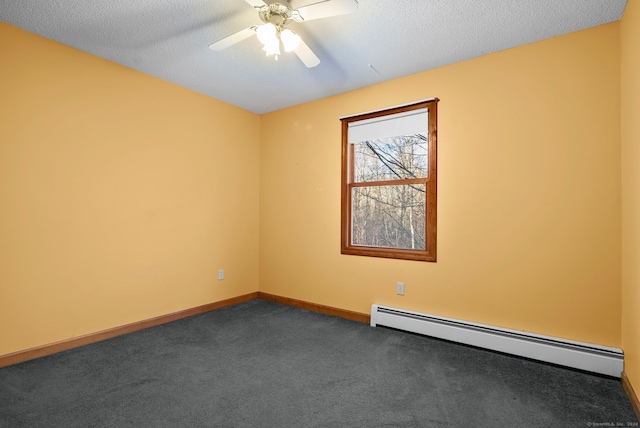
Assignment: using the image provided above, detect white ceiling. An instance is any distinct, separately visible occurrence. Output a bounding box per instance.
[0,0,628,114]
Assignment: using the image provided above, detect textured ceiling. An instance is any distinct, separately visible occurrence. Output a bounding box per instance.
[0,0,628,114]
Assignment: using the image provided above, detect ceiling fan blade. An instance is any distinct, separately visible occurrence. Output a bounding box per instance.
[244,0,267,7]
[209,27,255,51]
[295,0,357,21]
[294,38,320,68]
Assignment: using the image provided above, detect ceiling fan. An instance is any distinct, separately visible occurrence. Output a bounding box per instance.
[208,0,358,68]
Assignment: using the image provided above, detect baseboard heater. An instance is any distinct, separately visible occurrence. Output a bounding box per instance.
[370,305,623,378]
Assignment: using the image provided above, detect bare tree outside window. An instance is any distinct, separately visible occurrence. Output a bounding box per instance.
[353,135,428,182]
[341,100,438,262]
[352,135,427,249]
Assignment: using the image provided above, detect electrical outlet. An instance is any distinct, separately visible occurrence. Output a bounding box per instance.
[397,282,405,295]
[218,269,224,280]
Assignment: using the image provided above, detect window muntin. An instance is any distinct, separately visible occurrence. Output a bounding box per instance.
[341,99,438,262]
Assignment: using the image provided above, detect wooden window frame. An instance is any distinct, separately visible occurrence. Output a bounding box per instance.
[340,99,438,262]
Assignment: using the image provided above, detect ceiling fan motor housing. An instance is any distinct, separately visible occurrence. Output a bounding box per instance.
[258,3,301,27]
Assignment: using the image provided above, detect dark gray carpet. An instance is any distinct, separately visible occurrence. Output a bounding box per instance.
[0,299,637,427]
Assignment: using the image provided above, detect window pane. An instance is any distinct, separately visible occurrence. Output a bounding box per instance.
[353,134,428,182]
[351,184,426,250]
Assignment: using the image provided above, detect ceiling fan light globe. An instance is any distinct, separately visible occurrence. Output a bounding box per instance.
[263,37,281,57]
[281,29,301,52]
[256,23,277,45]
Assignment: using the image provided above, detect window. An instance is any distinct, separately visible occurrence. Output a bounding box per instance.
[340,99,438,262]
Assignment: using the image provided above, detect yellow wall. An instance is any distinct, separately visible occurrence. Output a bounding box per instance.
[260,23,622,347]
[0,23,261,356]
[622,0,640,394]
